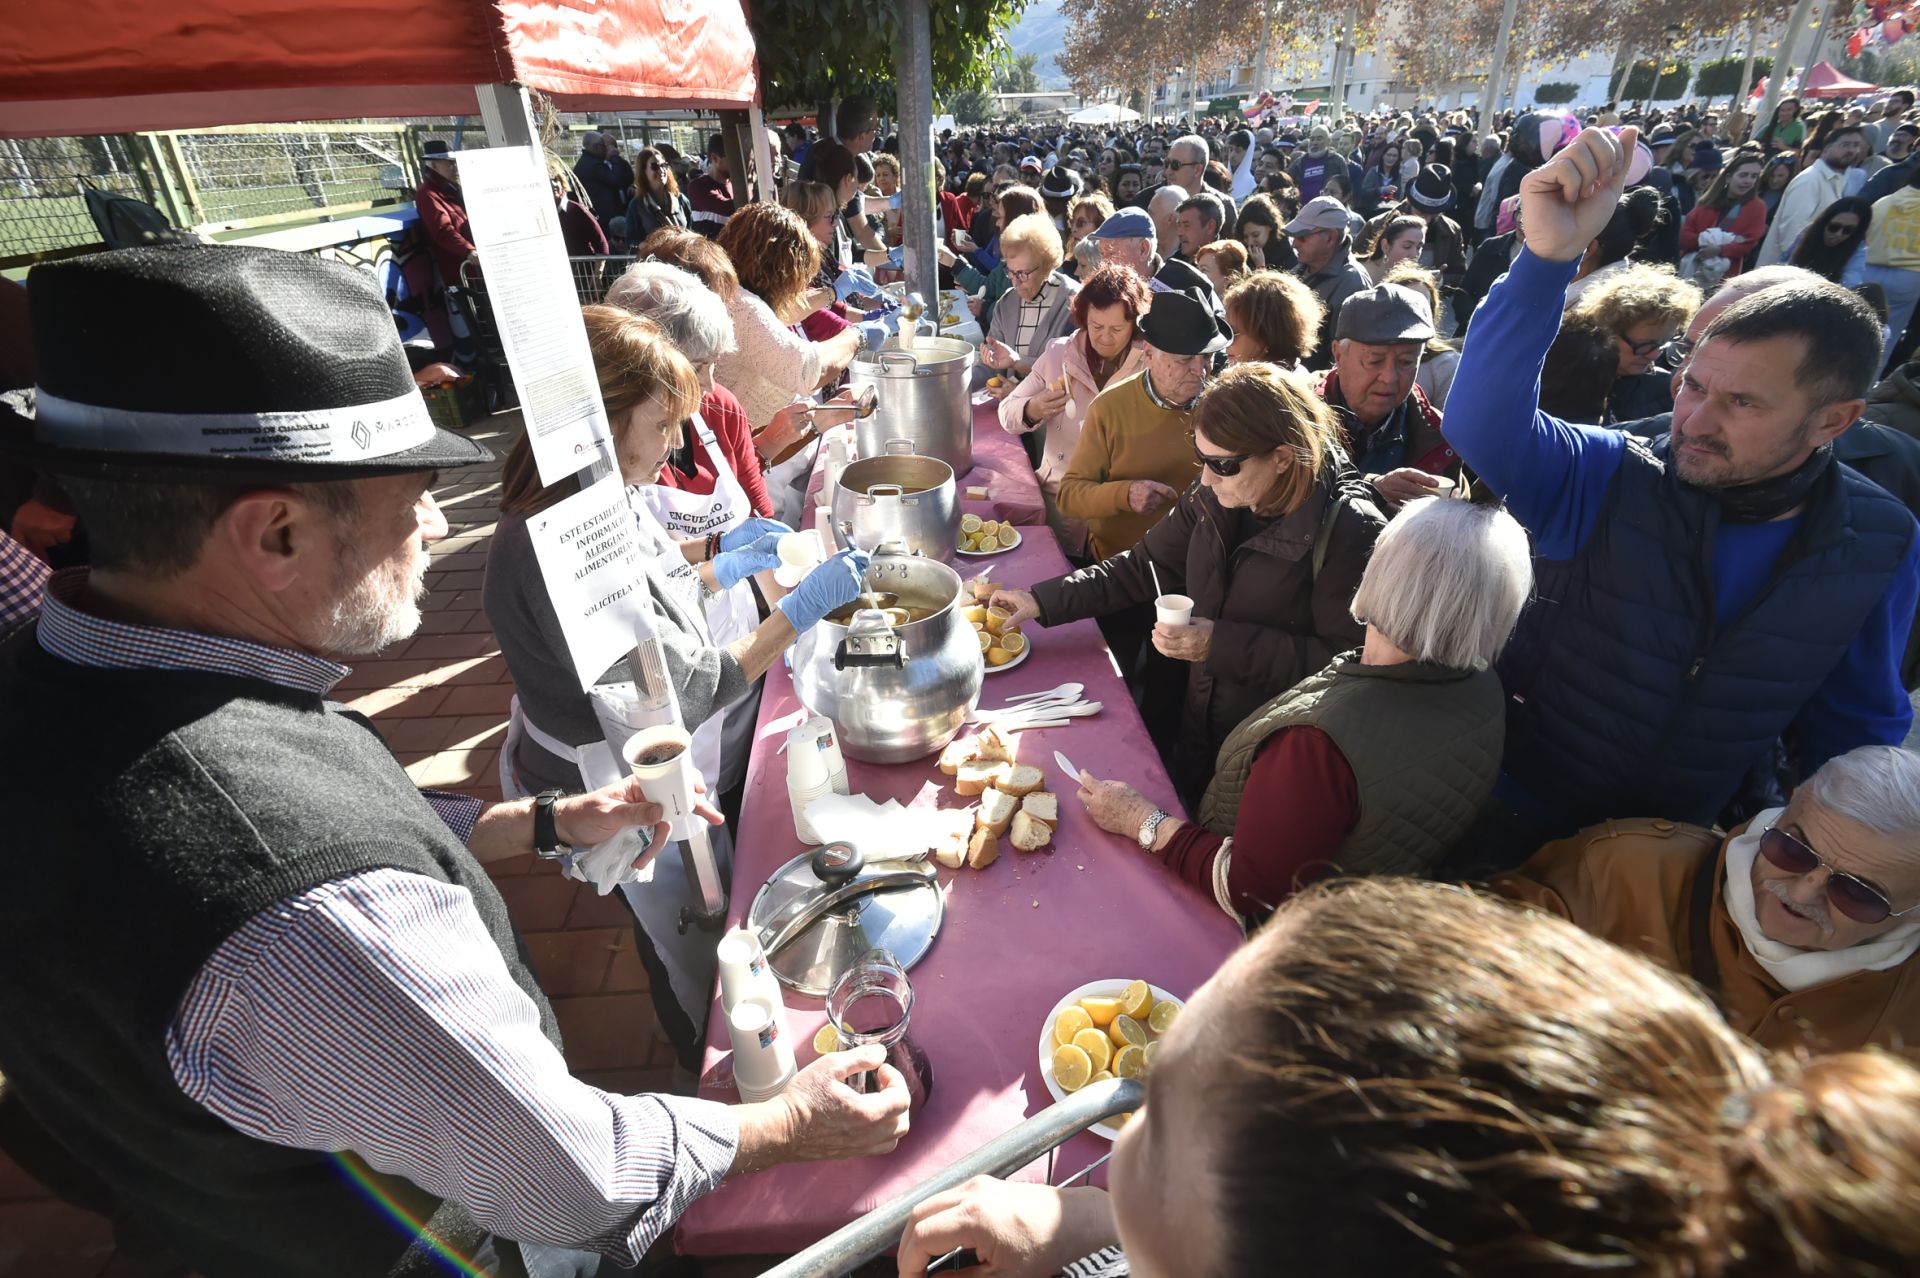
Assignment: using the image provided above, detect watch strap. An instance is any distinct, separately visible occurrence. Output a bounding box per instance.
[1137,808,1169,852]
[533,790,567,858]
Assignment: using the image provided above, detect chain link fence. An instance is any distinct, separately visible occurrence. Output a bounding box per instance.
[0,113,723,271]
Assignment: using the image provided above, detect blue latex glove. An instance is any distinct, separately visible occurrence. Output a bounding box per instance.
[712,533,783,592]
[719,516,791,553]
[776,547,874,632]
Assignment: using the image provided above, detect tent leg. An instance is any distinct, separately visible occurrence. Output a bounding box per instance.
[895,0,939,307]
[475,84,540,150]
[747,103,777,203]
[717,111,751,214]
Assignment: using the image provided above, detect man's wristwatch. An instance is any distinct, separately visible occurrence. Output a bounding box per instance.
[1137,808,1170,852]
[533,790,569,859]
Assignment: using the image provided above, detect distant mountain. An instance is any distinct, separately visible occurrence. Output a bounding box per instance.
[1007,1,1072,88]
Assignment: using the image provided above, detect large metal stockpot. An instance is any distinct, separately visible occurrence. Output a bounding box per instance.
[791,549,984,764]
[831,447,960,563]
[848,338,976,478]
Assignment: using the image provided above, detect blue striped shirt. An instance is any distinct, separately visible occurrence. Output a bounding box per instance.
[37,570,739,1264]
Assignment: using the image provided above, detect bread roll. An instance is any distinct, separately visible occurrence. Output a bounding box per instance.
[1010,809,1053,852]
[966,829,1001,870]
[938,736,978,776]
[956,761,1010,797]
[1021,791,1060,829]
[1000,764,1045,798]
[977,786,1018,836]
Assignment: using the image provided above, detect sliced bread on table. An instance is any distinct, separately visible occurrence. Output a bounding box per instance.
[976,786,1018,836]
[938,736,978,776]
[955,760,1010,796]
[966,828,1001,870]
[999,764,1045,797]
[933,835,967,870]
[1009,809,1053,852]
[1021,791,1059,829]
[973,724,1018,764]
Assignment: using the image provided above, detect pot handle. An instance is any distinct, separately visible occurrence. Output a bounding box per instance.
[876,351,920,373]
[868,483,906,502]
[882,439,917,457]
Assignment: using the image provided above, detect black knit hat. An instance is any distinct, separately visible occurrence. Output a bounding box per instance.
[1409,165,1455,212]
[4,244,491,482]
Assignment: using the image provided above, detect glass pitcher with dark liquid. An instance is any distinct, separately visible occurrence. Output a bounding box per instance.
[825,947,934,1109]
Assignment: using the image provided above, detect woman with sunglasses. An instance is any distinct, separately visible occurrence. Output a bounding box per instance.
[623,145,693,244]
[993,361,1387,803]
[1499,743,1920,1062]
[1788,197,1873,288]
[1562,262,1702,423]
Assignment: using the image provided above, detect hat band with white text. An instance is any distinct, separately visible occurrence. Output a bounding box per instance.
[32,390,437,463]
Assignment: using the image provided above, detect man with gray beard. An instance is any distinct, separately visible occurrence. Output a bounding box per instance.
[1498,744,1920,1063]
[0,246,909,1278]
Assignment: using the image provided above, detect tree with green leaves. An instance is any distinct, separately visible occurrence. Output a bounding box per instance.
[1534,81,1580,104]
[747,0,1037,109]
[1696,55,1770,98]
[949,86,995,124]
[1611,58,1692,100]
[995,52,1043,94]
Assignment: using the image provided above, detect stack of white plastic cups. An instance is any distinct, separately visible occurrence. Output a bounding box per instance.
[717,926,795,1102]
[822,427,852,499]
[787,714,850,844]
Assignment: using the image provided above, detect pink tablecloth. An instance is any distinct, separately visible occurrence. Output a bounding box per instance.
[807,397,1047,530]
[675,523,1242,1256]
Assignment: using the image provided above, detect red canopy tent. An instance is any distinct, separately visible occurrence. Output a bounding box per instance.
[0,0,759,138]
[1801,60,1880,99]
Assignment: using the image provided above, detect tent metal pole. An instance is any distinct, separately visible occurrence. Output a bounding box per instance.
[895,0,939,307]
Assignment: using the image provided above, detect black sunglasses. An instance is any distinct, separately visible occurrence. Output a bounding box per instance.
[1758,826,1920,925]
[1190,434,1252,476]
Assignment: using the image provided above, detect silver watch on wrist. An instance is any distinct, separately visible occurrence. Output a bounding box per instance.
[1137,808,1169,852]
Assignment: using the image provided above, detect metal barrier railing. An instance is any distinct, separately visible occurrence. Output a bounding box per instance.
[755,1076,1144,1278]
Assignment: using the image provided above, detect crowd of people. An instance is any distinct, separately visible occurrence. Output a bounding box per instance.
[5,86,1920,1278]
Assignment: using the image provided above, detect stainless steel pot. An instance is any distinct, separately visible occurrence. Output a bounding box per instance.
[831,446,959,563]
[849,338,976,478]
[791,549,984,764]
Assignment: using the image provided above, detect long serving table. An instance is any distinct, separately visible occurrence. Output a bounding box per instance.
[677,424,1244,1257]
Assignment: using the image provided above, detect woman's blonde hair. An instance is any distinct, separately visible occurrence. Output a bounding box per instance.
[998,211,1064,273]
[1223,270,1326,367]
[1189,362,1339,515]
[779,180,839,227]
[716,202,820,319]
[1068,191,1115,235]
[1568,261,1702,339]
[1199,878,1920,1276]
[500,306,701,514]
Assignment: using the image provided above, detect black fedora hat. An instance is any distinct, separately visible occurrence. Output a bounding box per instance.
[1137,288,1231,357]
[4,244,491,482]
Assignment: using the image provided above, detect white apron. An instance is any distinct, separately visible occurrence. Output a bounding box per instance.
[628,411,762,794]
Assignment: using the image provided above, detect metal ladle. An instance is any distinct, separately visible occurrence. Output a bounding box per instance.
[811,386,880,422]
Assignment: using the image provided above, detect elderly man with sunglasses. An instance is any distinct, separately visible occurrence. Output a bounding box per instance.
[1496,744,1920,1062]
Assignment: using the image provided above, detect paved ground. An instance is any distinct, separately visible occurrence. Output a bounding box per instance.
[0,410,681,1276]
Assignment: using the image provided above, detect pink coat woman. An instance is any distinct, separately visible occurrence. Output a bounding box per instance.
[998,266,1153,558]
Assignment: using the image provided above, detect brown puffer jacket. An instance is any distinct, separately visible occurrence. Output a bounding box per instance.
[1031,466,1386,793]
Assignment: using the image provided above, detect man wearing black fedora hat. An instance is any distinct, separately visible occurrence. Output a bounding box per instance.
[417,139,478,288]
[1051,286,1220,563]
[0,245,909,1277]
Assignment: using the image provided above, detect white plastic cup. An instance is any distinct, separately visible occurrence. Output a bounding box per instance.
[1155,593,1194,626]
[789,774,836,844]
[813,506,837,554]
[622,725,698,843]
[728,995,796,1100]
[773,531,824,588]
[716,926,787,1020]
[787,715,850,796]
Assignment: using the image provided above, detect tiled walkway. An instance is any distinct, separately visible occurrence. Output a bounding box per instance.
[0,410,680,1276]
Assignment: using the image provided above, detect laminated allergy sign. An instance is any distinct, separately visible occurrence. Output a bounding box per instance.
[525,473,657,691]
[456,145,614,485]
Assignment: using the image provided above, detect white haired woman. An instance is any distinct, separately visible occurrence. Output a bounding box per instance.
[603,259,783,798]
[979,211,1082,398]
[1076,496,1533,926]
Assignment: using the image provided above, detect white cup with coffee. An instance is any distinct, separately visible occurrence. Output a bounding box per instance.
[622,725,698,843]
[1155,593,1194,626]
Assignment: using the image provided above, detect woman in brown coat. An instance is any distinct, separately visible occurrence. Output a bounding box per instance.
[993,363,1386,801]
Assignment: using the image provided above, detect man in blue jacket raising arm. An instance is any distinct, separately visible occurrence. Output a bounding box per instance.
[1444,125,1920,877]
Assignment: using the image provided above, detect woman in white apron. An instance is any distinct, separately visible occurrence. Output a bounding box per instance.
[484,306,871,1070]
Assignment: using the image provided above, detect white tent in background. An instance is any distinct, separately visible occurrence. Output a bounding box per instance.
[1068,102,1141,125]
